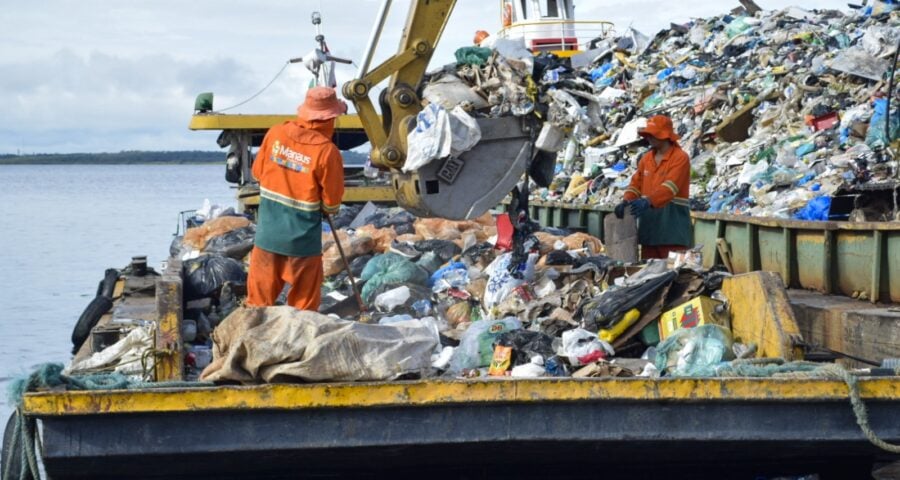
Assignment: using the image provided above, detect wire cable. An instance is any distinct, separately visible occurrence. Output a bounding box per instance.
[215,60,290,113]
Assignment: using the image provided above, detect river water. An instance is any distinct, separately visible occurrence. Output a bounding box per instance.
[0,164,233,421]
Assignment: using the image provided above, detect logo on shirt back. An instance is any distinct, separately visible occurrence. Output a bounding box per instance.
[271,140,312,173]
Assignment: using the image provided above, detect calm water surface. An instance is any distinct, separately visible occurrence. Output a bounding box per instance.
[0,164,233,420]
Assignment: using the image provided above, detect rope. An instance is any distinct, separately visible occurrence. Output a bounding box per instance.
[716,359,900,453]
[215,60,290,113]
[3,364,216,480]
[812,363,900,454]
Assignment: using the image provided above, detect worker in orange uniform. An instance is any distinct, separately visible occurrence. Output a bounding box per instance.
[246,86,347,310]
[614,115,692,260]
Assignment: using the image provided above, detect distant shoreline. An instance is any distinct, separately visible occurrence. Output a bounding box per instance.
[0,151,222,165]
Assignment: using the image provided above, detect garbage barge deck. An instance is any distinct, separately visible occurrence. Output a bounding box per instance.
[23,376,900,479]
[10,257,900,480]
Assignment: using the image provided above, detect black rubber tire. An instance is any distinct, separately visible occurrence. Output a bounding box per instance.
[2,411,32,480]
[99,268,119,299]
[70,295,113,354]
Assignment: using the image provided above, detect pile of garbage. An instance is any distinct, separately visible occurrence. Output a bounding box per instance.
[415,3,900,221]
[317,202,743,380]
[168,199,794,383]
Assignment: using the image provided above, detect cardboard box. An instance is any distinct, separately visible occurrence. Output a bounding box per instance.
[659,296,729,339]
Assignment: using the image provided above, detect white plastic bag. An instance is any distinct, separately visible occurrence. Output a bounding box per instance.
[374,286,411,312]
[561,328,615,367]
[483,253,523,309]
[737,161,768,186]
[511,355,546,378]
[404,103,452,172]
[449,106,482,157]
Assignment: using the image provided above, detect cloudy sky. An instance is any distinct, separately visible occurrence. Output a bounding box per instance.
[0,0,853,154]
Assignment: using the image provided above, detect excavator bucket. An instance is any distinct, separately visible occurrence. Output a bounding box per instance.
[391,116,533,220]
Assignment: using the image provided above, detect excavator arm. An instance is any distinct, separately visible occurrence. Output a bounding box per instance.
[343,0,538,220]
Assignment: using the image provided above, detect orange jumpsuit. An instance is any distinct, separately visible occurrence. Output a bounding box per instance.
[246,120,344,310]
[623,145,692,260]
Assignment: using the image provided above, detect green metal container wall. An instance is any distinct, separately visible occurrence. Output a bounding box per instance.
[521,203,900,303]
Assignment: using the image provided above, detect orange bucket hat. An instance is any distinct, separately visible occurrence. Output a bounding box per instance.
[639,115,680,142]
[473,30,490,44]
[297,86,348,122]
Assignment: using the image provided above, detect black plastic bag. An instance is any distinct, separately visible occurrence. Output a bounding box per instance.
[546,250,575,266]
[331,204,363,230]
[204,225,256,259]
[373,210,416,229]
[349,254,373,278]
[415,239,461,263]
[393,223,416,235]
[496,330,557,366]
[183,254,247,300]
[580,271,677,332]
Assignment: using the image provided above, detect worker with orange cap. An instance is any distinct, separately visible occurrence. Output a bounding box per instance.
[615,115,692,260]
[246,86,347,310]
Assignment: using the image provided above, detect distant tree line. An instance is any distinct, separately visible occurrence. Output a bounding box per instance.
[0,151,223,165]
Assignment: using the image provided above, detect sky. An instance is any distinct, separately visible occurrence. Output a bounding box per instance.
[0,0,854,154]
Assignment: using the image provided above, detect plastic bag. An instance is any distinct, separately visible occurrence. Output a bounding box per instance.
[561,328,615,366]
[414,219,462,241]
[793,196,831,221]
[510,356,546,378]
[455,46,493,66]
[374,286,411,312]
[562,232,604,255]
[443,300,473,328]
[496,330,557,366]
[349,254,373,278]
[415,239,462,262]
[203,225,256,259]
[416,252,445,276]
[448,105,482,157]
[655,324,734,377]
[183,216,252,250]
[183,254,246,300]
[866,98,900,148]
[354,225,395,253]
[430,261,468,288]
[449,318,522,373]
[580,271,677,331]
[404,103,452,173]
[483,253,524,309]
[359,253,429,303]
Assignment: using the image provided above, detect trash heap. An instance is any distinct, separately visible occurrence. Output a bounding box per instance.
[166,199,814,383]
[417,4,900,221]
[319,203,742,379]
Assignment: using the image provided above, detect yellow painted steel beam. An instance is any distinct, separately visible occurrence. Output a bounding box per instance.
[189,114,366,131]
[342,186,396,203]
[154,278,182,381]
[21,377,900,416]
[238,186,395,206]
[722,272,804,361]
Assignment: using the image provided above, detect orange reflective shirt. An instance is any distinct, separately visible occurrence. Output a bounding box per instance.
[623,144,692,247]
[252,120,344,257]
[623,144,690,208]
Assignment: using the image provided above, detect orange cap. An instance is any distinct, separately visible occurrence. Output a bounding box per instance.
[474,30,490,44]
[296,86,348,122]
[639,115,680,142]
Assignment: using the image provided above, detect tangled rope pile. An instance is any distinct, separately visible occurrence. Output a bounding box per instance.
[3,363,212,480]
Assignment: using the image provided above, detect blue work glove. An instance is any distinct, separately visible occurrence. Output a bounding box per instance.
[614,201,630,219]
[629,197,651,217]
